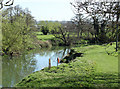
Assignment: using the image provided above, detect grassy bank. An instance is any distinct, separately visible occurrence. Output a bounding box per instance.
[16,43,118,88]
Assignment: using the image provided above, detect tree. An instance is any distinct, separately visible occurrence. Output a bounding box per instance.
[53,21,75,46]
[72,14,84,38]
[2,5,37,55]
[112,2,120,51]
[37,21,61,35]
[41,26,49,35]
[71,1,120,47]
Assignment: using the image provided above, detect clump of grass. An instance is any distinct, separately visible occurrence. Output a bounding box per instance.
[104,42,118,57]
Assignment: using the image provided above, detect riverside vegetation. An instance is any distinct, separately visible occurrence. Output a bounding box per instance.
[16,42,118,88]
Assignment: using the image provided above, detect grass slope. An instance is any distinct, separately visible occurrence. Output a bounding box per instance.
[16,43,118,88]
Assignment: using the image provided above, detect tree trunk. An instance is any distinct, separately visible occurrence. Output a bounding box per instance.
[116,23,118,52]
[115,11,119,52]
[100,21,106,43]
[93,18,99,43]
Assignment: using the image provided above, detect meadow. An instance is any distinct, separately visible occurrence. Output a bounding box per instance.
[35,32,55,41]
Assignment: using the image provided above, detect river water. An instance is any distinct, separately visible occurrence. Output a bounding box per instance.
[1,46,70,87]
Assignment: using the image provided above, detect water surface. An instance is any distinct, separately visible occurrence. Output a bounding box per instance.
[2,46,70,87]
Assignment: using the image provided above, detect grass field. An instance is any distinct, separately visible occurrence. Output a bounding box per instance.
[37,35,55,41]
[35,32,55,41]
[16,43,118,88]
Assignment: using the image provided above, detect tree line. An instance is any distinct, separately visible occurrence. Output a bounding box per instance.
[2,5,37,56]
[70,1,120,51]
[37,1,120,51]
[1,0,120,56]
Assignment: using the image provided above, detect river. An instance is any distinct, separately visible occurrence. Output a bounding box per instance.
[1,46,70,87]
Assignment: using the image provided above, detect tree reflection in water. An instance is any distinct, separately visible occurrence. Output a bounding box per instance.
[2,46,70,87]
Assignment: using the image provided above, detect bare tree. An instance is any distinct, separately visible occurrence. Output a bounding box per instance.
[53,22,76,46]
[71,0,120,50]
[112,2,120,51]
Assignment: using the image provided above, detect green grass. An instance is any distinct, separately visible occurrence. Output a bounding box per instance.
[16,58,95,87]
[35,32,43,35]
[37,35,55,41]
[16,43,118,88]
[73,44,118,73]
[34,31,55,41]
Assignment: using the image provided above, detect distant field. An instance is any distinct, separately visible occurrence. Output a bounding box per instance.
[35,32,43,35]
[35,32,92,43]
[37,34,55,41]
[35,32,55,41]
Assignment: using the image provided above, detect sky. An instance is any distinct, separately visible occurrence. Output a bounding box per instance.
[13,0,75,21]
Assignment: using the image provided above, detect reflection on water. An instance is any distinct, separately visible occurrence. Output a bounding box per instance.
[2,46,70,87]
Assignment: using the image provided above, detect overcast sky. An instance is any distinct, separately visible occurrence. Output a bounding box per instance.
[12,0,75,21]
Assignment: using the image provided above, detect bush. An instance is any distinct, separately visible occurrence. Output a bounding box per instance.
[41,26,49,35]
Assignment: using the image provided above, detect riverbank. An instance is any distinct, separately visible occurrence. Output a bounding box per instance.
[2,46,70,87]
[16,43,118,88]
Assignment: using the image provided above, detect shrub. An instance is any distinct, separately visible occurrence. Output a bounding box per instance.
[41,26,49,35]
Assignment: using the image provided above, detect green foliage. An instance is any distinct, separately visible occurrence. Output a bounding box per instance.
[2,5,37,55]
[104,42,118,57]
[41,26,49,35]
[37,21,61,34]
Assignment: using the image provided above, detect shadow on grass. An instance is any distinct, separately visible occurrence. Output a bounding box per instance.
[90,72,119,88]
[60,49,83,63]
